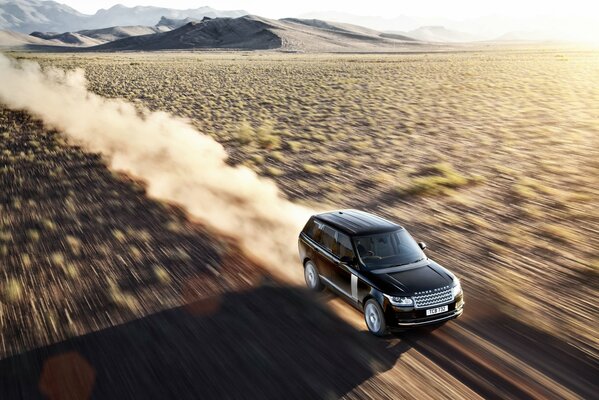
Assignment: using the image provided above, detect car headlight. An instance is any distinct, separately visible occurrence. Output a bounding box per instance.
[384,294,414,306]
[451,278,462,299]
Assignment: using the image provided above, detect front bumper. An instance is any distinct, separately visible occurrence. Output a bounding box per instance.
[386,294,464,328]
[394,305,463,327]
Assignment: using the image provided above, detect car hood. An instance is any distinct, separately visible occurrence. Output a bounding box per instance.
[363,259,453,295]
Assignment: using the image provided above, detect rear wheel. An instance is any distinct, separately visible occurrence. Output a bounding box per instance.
[304,261,323,291]
[364,299,387,336]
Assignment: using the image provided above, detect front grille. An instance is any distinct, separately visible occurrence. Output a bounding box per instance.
[413,286,452,309]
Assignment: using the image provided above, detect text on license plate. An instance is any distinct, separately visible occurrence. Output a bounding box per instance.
[426,305,448,316]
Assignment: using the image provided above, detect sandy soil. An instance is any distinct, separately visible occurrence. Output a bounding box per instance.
[0,49,597,398]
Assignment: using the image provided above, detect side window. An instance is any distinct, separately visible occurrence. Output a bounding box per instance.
[302,218,317,239]
[311,220,324,243]
[337,233,355,260]
[319,225,338,255]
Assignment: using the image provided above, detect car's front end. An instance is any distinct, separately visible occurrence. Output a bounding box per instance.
[381,280,464,327]
[361,257,464,329]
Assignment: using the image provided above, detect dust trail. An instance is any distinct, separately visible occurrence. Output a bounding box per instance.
[0,54,312,283]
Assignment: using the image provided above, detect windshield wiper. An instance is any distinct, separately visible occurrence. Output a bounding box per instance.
[394,257,425,267]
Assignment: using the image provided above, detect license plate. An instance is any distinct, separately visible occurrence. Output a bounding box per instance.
[426,305,448,316]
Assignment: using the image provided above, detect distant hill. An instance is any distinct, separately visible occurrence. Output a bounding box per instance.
[156,16,200,30]
[300,11,599,43]
[0,0,248,32]
[27,19,178,46]
[299,11,420,32]
[76,25,167,42]
[0,29,62,47]
[494,30,558,42]
[91,16,283,51]
[0,0,85,33]
[30,31,105,46]
[393,26,478,43]
[281,18,416,42]
[88,4,246,30]
[91,15,421,52]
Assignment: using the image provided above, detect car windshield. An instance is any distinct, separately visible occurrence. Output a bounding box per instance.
[353,229,425,270]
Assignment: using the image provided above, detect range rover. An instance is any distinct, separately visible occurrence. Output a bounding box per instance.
[298,210,464,336]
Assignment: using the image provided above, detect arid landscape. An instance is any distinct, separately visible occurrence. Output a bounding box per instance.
[1,48,598,398]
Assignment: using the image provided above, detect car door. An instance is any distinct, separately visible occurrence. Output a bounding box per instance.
[313,222,338,283]
[330,232,358,302]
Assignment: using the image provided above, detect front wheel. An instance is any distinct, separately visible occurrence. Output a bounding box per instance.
[364,299,387,336]
[304,261,323,291]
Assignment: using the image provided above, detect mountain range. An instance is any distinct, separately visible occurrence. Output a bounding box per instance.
[84,16,419,52]
[0,0,247,33]
[0,12,428,52]
[301,11,599,43]
[1,0,593,50]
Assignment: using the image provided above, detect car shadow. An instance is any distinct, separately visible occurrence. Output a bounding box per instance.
[0,285,405,400]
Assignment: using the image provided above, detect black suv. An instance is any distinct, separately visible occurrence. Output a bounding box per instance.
[298,210,464,336]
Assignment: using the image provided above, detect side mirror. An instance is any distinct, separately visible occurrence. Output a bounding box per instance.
[418,242,427,250]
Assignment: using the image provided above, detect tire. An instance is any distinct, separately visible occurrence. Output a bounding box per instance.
[364,299,387,336]
[304,260,324,291]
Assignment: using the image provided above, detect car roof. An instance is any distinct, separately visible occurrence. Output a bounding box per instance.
[314,209,403,236]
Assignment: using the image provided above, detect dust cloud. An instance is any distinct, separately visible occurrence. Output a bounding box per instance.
[0,54,312,283]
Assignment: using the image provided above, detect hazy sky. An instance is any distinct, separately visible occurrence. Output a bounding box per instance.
[61,0,599,19]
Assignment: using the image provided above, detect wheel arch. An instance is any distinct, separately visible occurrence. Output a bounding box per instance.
[361,288,386,310]
[361,294,375,310]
